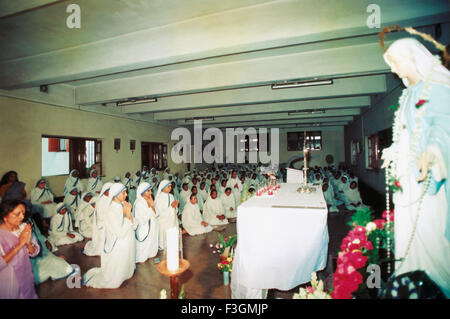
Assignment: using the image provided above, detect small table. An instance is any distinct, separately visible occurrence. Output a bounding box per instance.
[157,259,190,299]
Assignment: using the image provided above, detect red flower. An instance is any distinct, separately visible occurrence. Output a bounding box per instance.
[340,230,373,252]
[373,219,386,229]
[222,260,229,265]
[338,251,368,270]
[394,180,401,188]
[415,99,427,108]
[332,264,363,298]
[382,210,395,222]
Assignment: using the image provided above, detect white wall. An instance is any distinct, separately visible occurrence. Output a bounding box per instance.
[0,96,187,197]
[344,74,401,194]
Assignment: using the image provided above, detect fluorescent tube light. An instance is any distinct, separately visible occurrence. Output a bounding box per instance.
[271,79,333,89]
[185,117,215,123]
[288,109,326,116]
[116,97,157,107]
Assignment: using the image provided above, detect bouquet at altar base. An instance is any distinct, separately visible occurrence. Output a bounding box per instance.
[217,256,234,273]
[293,272,332,299]
[331,208,395,299]
[209,233,237,260]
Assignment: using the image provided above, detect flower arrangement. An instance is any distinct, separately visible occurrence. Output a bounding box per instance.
[217,256,233,273]
[209,233,237,258]
[293,272,332,299]
[331,208,394,299]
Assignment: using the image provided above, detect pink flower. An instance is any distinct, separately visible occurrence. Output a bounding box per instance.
[373,219,386,229]
[212,251,216,254]
[394,180,401,189]
[382,210,395,222]
[306,287,315,294]
[209,244,213,248]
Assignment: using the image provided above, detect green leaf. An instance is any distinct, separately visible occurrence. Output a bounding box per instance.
[178,285,185,299]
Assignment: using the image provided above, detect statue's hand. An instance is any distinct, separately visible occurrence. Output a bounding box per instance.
[417,146,447,182]
[417,151,433,182]
[381,147,392,169]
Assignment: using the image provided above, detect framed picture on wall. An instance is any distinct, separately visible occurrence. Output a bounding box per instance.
[351,140,359,166]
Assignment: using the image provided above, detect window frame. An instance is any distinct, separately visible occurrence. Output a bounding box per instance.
[42,135,103,178]
[287,131,322,151]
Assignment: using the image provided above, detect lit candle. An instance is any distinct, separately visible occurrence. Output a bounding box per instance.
[166,227,179,272]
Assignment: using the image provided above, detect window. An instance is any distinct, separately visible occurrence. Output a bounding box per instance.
[365,128,392,170]
[42,136,102,178]
[141,142,168,170]
[287,131,322,151]
[238,132,269,152]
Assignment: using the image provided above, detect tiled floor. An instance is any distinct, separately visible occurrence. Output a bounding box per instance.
[35,205,358,299]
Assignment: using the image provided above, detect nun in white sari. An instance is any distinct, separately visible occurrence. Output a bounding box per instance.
[220,187,237,219]
[87,169,103,195]
[322,183,339,213]
[75,192,93,229]
[179,183,191,215]
[63,187,80,222]
[134,183,160,263]
[77,196,98,239]
[64,169,84,196]
[203,190,229,226]
[344,181,369,211]
[83,183,137,289]
[154,180,179,250]
[48,203,84,246]
[129,170,142,205]
[30,178,57,218]
[83,183,112,256]
[182,194,213,236]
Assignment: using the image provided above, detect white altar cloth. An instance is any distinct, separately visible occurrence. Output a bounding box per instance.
[231,183,329,298]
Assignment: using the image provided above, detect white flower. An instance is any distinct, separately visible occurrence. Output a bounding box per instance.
[160,289,167,299]
[366,222,377,233]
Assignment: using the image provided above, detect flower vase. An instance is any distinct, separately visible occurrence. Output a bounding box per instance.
[223,271,230,285]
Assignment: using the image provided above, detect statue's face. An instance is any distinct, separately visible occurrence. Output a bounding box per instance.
[385,53,417,82]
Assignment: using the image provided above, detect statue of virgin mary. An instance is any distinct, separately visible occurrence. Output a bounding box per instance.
[381,37,450,297]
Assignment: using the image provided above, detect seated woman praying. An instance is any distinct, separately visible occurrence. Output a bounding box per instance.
[322,183,339,213]
[191,186,204,212]
[82,183,112,256]
[220,187,237,220]
[64,169,84,196]
[30,178,57,221]
[203,189,229,229]
[28,217,74,285]
[48,203,84,246]
[0,200,40,299]
[344,181,369,211]
[75,192,93,229]
[134,183,159,263]
[182,194,213,236]
[64,187,81,222]
[0,171,31,212]
[87,169,103,195]
[83,183,138,289]
[77,195,98,239]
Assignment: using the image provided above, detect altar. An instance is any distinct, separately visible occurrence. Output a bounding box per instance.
[231,183,329,298]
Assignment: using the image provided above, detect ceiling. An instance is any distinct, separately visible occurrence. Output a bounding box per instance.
[0,0,449,130]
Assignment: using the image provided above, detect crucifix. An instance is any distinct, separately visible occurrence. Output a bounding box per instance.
[303,131,309,186]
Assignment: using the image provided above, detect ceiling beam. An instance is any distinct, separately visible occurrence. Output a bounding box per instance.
[75,41,392,105]
[154,96,369,120]
[0,0,62,18]
[177,108,361,124]
[1,0,447,90]
[121,75,384,114]
[200,116,354,128]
